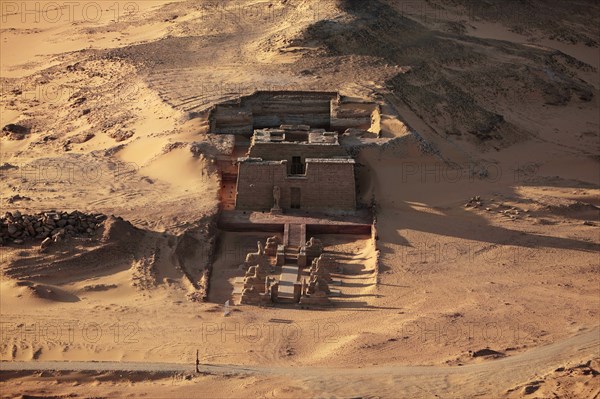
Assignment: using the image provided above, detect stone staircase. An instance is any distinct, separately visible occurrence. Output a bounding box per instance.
[287,223,305,247]
[277,223,306,302]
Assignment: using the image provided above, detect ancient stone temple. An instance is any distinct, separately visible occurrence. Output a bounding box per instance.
[215,91,377,308]
[235,125,356,212]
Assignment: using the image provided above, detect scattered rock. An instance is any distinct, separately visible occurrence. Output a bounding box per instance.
[523,384,540,395]
[2,123,30,135]
[471,348,505,358]
[71,96,87,107]
[42,135,58,142]
[109,130,134,142]
[465,196,483,208]
[7,195,32,204]
[103,144,125,157]
[83,284,118,292]
[0,163,18,171]
[40,237,52,251]
[2,123,30,139]
[69,132,95,144]
[66,63,84,72]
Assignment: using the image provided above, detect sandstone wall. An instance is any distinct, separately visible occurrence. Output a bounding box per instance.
[248,142,349,174]
[235,159,356,211]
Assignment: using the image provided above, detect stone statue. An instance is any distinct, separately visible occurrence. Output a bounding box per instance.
[257,240,264,255]
[271,185,282,214]
[265,235,281,256]
[244,241,268,270]
[304,237,323,261]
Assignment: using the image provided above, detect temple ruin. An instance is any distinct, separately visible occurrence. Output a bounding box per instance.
[209,91,378,308]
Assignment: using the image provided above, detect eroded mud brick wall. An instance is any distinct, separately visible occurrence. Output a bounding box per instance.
[211,108,253,135]
[210,92,337,135]
[209,91,381,135]
[236,160,356,211]
[249,92,334,129]
[331,101,379,131]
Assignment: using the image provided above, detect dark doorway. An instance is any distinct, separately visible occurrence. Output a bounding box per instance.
[291,156,305,175]
[290,187,301,209]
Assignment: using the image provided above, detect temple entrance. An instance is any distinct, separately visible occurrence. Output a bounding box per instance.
[290,187,301,209]
[291,156,305,175]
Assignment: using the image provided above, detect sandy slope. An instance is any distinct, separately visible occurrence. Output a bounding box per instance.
[1,0,599,398]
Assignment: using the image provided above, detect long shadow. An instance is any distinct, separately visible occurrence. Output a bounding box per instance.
[519,176,599,190]
[379,206,600,254]
[378,283,411,288]
[340,293,381,298]
[340,275,375,280]
[6,240,137,285]
[340,270,375,277]
[340,281,373,288]
[530,208,600,222]
[301,0,596,148]
[334,300,403,310]
[325,253,370,261]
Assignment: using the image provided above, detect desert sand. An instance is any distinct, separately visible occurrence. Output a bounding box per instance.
[1,1,599,398]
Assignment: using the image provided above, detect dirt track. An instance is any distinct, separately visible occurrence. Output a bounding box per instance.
[2,326,598,397]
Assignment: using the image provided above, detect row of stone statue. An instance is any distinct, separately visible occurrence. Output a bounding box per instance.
[299,256,333,306]
[239,245,273,305]
[239,236,336,306]
[243,235,324,269]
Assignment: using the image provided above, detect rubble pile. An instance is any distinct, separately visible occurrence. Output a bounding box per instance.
[0,210,107,245]
[464,196,483,208]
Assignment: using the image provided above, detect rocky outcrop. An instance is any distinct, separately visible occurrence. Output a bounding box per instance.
[2,123,31,140]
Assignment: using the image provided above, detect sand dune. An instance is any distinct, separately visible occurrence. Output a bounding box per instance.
[6,280,80,303]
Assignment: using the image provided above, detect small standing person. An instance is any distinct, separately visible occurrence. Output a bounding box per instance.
[195,349,200,373]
